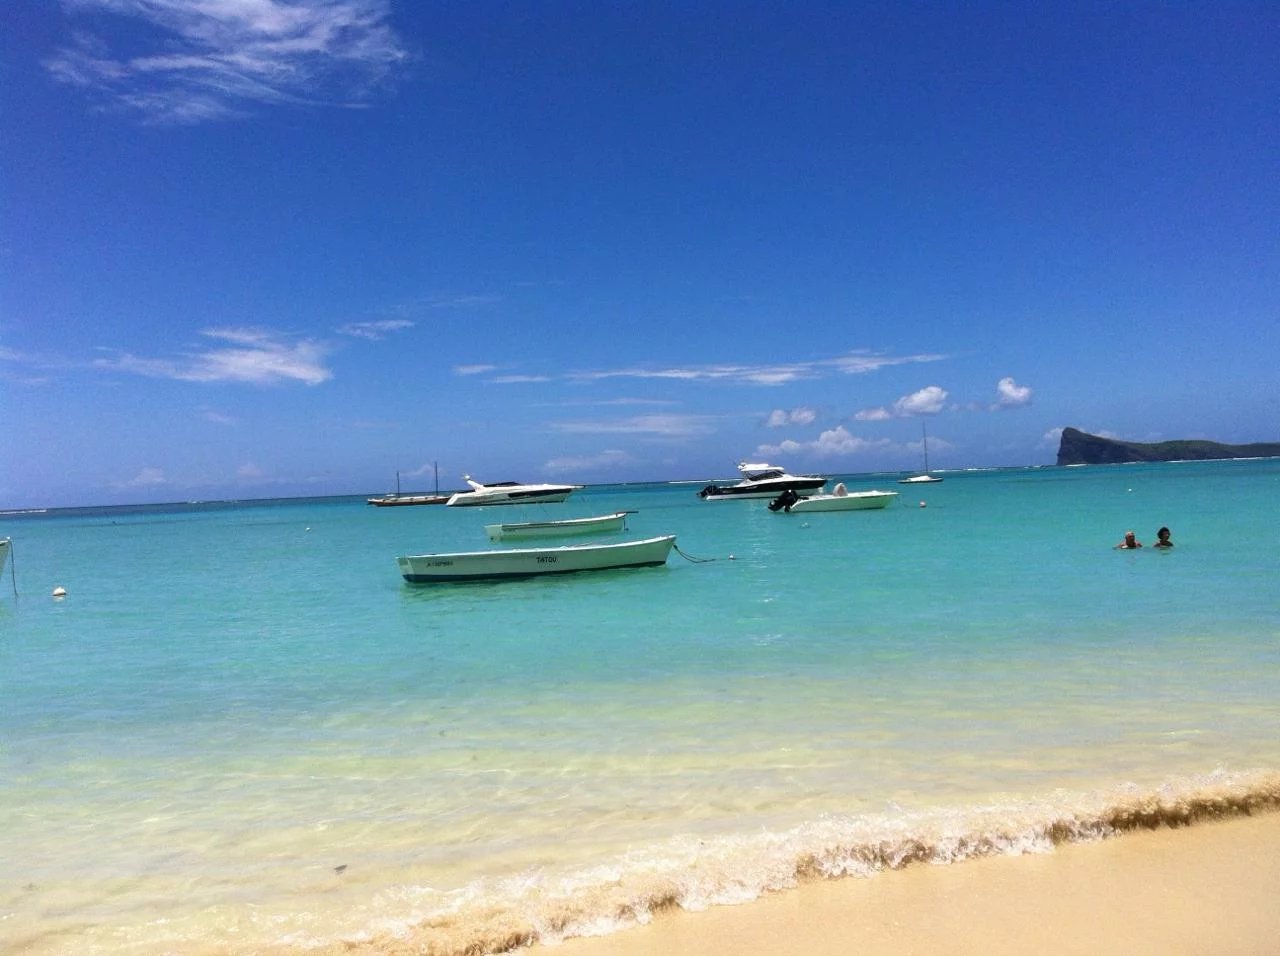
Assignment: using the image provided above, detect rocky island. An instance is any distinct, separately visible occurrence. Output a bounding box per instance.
[1056,427,1280,465]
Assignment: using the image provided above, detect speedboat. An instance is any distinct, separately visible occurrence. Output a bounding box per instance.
[397,535,676,582]
[769,483,898,513]
[446,476,583,507]
[698,462,826,500]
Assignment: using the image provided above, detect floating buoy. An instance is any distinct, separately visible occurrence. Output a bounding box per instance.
[52,586,67,597]
[919,500,927,508]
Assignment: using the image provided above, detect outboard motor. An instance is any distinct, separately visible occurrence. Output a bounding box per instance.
[699,484,719,499]
[769,489,800,512]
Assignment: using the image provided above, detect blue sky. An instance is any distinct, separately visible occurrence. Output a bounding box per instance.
[3,1,1277,507]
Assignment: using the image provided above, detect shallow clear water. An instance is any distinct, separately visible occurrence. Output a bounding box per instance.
[3,460,1279,953]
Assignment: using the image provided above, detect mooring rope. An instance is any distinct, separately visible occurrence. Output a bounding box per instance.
[673,543,719,564]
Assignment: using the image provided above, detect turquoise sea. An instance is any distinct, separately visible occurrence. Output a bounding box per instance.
[3,460,1280,954]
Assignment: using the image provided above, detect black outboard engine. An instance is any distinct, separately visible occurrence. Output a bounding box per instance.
[699,484,719,499]
[769,489,800,512]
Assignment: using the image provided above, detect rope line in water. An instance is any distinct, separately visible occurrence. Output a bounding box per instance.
[673,543,718,564]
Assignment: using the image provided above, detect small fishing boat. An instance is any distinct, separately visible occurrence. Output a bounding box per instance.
[698,461,827,500]
[446,476,583,507]
[397,535,676,583]
[485,511,632,542]
[769,484,898,513]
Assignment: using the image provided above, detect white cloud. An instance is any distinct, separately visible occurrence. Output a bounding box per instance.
[95,327,332,385]
[992,376,1033,409]
[1039,427,1064,448]
[856,385,949,421]
[564,351,947,388]
[46,0,408,124]
[338,319,414,340]
[551,414,717,437]
[237,462,265,479]
[124,466,167,487]
[201,407,237,424]
[543,450,635,474]
[454,364,498,376]
[757,426,892,459]
[765,407,817,428]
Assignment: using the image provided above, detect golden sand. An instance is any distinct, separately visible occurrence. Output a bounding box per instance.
[554,811,1280,955]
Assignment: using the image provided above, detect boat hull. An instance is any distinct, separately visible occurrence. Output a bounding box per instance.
[779,490,898,512]
[398,535,676,582]
[699,477,827,499]
[898,474,943,484]
[485,512,630,542]
[367,495,449,506]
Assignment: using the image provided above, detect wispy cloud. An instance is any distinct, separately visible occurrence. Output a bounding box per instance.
[463,350,947,387]
[95,327,332,385]
[757,426,893,459]
[46,0,409,124]
[337,319,414,341]
[120,466,168,488]
[543,449,636,475]
[855,385,949,421]
[550,414,717,437]
[765,407,817,428]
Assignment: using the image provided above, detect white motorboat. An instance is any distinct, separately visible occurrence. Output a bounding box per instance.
[485,511,632,542]
[769,483,898,513]
[0,537,9,577]
[446,475,583,507]
[698,462,826,500]
[397,535,676,582]
[899,423,944,484]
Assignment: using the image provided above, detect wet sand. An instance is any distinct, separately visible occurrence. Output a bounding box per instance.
[555,811,1280,955]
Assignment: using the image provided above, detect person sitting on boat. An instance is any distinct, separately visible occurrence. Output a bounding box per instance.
[1153,526,1173,548]
[1115,530,1143,550]
[833,482,848,497]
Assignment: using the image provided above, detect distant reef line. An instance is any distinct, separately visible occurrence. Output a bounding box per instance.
[1056,427,1280,465]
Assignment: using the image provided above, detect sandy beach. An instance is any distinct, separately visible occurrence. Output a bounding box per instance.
[555,811,1280,955]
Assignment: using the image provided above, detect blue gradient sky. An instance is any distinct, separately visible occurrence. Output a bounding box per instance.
[3,1,1277,507]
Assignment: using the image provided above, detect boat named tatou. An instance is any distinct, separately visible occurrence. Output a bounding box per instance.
[698,462,827,500]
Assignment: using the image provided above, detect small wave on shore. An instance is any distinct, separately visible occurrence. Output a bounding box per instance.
[307,769,1280,956]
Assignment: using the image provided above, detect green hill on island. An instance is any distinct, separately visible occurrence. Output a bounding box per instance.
[1056,427,1280,465]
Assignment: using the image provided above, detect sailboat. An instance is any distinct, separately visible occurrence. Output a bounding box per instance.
[898,423,944,484]
[367,464,450,506]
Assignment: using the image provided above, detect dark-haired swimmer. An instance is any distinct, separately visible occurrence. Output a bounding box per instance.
[1154,526,1173,548]
[1115,530,1143,550]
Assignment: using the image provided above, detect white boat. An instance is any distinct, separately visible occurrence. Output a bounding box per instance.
[397,535,676,582]
[769,483,898,513]
[368,467,449,506]
[446,475,583,507]
[899,424,944,484]
[485,511,632,542]
[0,537,9,577]
[698,462,826,500]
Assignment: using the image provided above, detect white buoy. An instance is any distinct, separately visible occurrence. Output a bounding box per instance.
[52,586,67,597]
[919,500,927,508]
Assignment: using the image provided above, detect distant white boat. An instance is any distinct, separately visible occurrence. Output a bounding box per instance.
[0,537,9,577]
[485,511,632,542]
[397,535,676,582]
[769,484,899,513]
[446,476,583,507]
[899,424,943,484]
[698,462,827,500]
